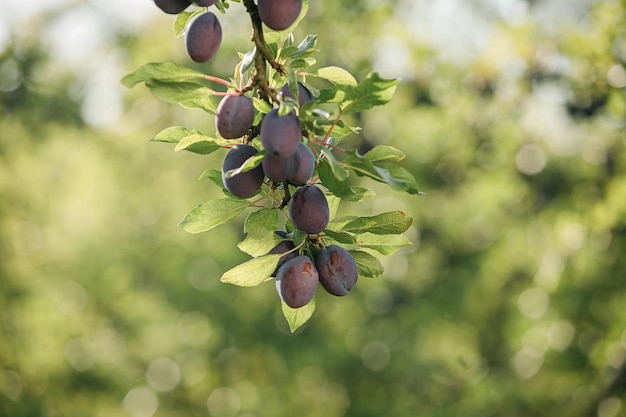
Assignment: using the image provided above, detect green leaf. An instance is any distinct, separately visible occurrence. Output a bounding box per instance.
[220,254,282,287]
[339,211,413,235]
[281,296,316,333]
[355,233,412,255]
[312,66,357,86]
[173,10,203,37]
[343,153,420,194]
[323,230,357,244]
[290,34,318,58]
[121,61,207,88]
[179,198,251,233]
[339,72,398,113]
[320,150,348,181]
[240,48,256,76]
[237,209,281,257]
[224,152,265,178]
[145,80,218,113]
[151,126,202,144]
[174,134,224,155]
[363,145,405,162]
[349,250,384,278]
[199,169,223,188]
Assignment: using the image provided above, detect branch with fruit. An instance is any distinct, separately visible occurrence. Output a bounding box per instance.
[122,0,421,332]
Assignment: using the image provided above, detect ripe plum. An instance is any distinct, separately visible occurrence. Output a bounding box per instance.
[221,144,264,198]
[215,95,255,139]
[185,12,222,63]
[154,0,191,14]
[288,142,315,185]
[315,245,358,296]
[260,109,301,158]
[289,185,329,234]
[257,0,303,31]
[275,255,319,308]
[280,82,313,107]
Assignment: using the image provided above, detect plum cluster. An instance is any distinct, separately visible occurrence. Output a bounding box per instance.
[153,0,303,62]
[152,0,360,310]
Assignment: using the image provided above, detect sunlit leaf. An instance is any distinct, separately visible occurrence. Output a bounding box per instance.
[224,152,265,178]
[173,10,204,37]
[151,126,202,144]
[237,209,281,257]
[324,229,357,244]
[363,145,405,162]
[145,80,218,113]
[121,61,207,87]
[339,211,413,235]
[179,198,251,233]
[281,296,316,333]
[220,254,282,287]
[340,72,398,113]
[174,134,224,155]
[355,233,412,255]
[349,250,384,278]
[312,66,357,86]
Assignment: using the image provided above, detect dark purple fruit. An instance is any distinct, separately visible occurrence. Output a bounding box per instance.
[215,95,255,139]
[280,82,313,107]
[315,245,358,296]
[154,0,191,14]
[260,108,301,159]
[262,154,294,183]
[288,142,315,185]
[257,0,303,31]
[185,12,222,63]
[221,144,264,198]
[195,0,217,5]
[289,185,329,234]
[275,255,319,308]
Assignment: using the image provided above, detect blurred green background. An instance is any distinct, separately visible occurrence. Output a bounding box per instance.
[1,0,626,416]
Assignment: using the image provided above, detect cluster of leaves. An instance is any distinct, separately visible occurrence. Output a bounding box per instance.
[122,0,419,331]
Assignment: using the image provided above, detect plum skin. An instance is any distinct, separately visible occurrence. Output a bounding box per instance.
[275,255,319,309]
[185,12,222,63]
[315,245,358,296]
[288,142,315,185]
[257,0,303,31]
[215,95,255,139]
[280,82,314,107]
[154,0,191,14]
[221,144,264,198]
[260,109,301,159]
[289,185,329,234]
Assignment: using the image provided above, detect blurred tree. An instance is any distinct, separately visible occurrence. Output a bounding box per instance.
[1,0,625,417]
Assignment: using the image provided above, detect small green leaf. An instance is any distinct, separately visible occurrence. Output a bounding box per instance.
[312,66,357,86]
[343,154,420,195]
[340,211,413,235]
[320,150,348,181]
[349,250,385,278]
[237,209,281,257]
[151,126,202,144]
[199,169,223,188]
[290,34,318,58]
[281,296,316,333]
[355,233,412,255]
[145,80,218,113]
[121,61,207,88]
[252,97,272,114]
[240,48,256,76]
[340,72,398,113]
[179,198,251,233]
[363,145,405,162]
[220,254,282,287]
[224,152,265,178]
[323,230,357,244]
[175,134,224,155]
[173,10,203,37]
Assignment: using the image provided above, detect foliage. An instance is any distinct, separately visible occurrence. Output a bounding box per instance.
[1,1,626,417]
[122,0,417,331]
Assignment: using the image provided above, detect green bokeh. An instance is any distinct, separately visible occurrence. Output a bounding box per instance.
[1,1,625,416]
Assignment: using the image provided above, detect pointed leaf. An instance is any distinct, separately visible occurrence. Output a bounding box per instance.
[349,250,384,278]
[151,126,202,144]
[281,296,316,333]
[224,152,265,178]
[237,209,281,257]
[145,80,218,113]
[355,233,412,255]
[220,254,282,287]
[175,134,224,155]
[340,211,413,235]
[363,145,405,162]
[340,72,398,113]
[312,66,357,86]
[323,230,357,244]
[199,169,223,187]
[121,61,207,88]
[179,198,251,233]
[173,10,203,37]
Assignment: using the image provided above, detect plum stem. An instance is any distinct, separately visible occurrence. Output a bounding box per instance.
[242,0,285,103]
